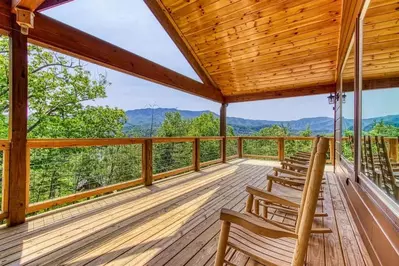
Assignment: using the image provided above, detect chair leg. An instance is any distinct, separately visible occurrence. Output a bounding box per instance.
[246,194,254,213]
[266,179,272,192]
[215,221,231,266]
[254,199,260,215]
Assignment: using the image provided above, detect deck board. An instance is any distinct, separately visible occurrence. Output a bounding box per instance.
[0,159,372,266]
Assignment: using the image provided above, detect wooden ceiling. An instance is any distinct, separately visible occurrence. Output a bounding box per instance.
[343,0,399,84]
[148,0,342,101]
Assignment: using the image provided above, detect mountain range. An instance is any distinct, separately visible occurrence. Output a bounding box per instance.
[124,108,399,135]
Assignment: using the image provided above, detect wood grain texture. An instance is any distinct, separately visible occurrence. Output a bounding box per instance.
[7,15,28,226]
[0,1,224,103]
[0,160,372,265]
[156,0,341,99]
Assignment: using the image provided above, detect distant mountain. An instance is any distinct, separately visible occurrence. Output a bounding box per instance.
[124,108,399,135]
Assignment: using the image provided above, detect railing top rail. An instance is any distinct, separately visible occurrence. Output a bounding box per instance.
[27,138,146,148]
[198,136,224,140]
[152,137,196,143]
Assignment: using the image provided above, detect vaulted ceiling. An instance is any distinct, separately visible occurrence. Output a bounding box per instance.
[147,0,342,101]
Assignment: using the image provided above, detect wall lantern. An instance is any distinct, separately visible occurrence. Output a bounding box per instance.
[327,93,335,105]
[342,92,347,104]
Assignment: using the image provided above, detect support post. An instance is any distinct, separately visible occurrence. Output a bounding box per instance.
[329,138,335,164]
[142,139,153,186]
[389,138,398,162]
[238,137,243,158]
[278,138,285,161]
[220,103,227,163]
[353,17,363,181]
[7,15,29,226]
[194,138,200,171]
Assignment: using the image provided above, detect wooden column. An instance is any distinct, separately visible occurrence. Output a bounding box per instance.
[142,139,153,186]
[238,137,243,158]
[220,103,227,163]
[7,15,29,226]
[353,17,363,181]
[278,138,285,161]
[329,138,335,164]
[194,138,200,171]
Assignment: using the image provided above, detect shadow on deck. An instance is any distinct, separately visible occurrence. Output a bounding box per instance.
[0,159,372,266]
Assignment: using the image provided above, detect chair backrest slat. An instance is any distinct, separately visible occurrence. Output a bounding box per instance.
[291,137,329,266]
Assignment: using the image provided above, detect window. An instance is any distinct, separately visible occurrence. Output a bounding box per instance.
[360,0,399,202]
[341,40,355,162]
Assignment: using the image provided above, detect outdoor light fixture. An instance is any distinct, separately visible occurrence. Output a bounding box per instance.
[342,92,347,103]
[327,93,335,105]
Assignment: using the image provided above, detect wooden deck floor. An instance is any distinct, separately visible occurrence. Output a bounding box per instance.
[0,159,372,266]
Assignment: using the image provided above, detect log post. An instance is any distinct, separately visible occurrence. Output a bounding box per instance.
[278,138,285,161]
[7,15,29,226]
[220,103,227,163]
[238,137,243,158]
[142,139,153,186]
[194,138,200,171]
[389,138,398,162]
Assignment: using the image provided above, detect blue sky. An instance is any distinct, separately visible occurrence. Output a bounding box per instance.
[42,0,397,121]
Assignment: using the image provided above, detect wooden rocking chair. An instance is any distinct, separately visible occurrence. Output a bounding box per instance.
[267,137,324,192]
[251,138,328,226]
[375,136,399,200]
[214,138,329,266]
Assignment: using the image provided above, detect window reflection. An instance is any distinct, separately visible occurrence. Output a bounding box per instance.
[341,42,355,162]
[361,0,399,202]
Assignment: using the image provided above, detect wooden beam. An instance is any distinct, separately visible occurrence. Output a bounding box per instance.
[37,0,73,11]
[12,0,46,11]
[225,84,336,103]
[7,14,28,226]
[220,103,227,163]
[337,0,370,76]
[0,1,224,102]
[144,0,217,88]
[342,77,399,92]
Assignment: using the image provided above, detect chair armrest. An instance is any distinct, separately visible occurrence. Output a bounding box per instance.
[273,167,306,177]
[220,208,298,239]
[267,175,306,187]
[281,162,309,171]
[290,156,310,162]
[246,186,300,208]
[283,158,308,165]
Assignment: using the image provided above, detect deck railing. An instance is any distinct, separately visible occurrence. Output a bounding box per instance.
[0,136,397,217]
[0,140,10,221]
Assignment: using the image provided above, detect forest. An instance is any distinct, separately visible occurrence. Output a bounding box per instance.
[0,36,397,212]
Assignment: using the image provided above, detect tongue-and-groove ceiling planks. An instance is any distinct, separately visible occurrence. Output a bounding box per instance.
[151,0,342,100]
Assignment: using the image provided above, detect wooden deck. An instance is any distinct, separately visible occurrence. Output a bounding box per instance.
[0,159,372,266]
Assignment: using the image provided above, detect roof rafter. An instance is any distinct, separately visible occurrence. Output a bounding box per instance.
[12,0,46,11]
[37,0,73,11]
[0,1,224,103]
[144,0,218,89]
[225,84,336,103]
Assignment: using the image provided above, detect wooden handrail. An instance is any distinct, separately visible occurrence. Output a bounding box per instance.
[5,135,396,217]
[27,138,145,148]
